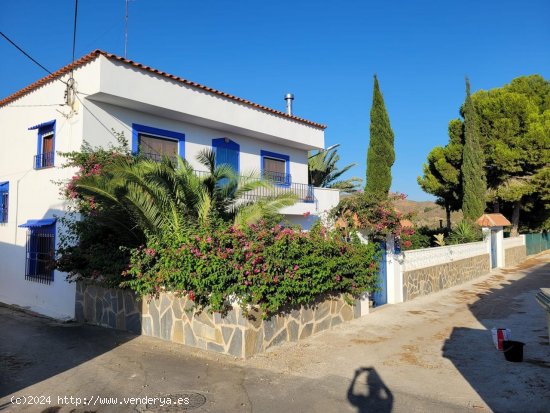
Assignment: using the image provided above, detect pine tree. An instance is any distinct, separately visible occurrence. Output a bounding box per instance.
[365,75,395,201]
[461,77,486,221]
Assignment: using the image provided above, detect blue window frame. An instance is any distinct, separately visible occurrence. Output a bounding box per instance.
[260,150,291,186]
[19,218,56,284]
[132,123,185,162]
[212,138,240,173]
[29,120,56,169]
[0,182,8,223]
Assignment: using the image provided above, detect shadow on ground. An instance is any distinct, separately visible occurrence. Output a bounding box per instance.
[347,367,393,413]
[442,256,550,412]
[0,305,136,400]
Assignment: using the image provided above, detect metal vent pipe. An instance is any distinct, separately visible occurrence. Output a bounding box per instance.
[284,93,294,116]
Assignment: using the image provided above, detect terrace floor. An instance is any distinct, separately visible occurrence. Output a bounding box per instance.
[1,253,549,413]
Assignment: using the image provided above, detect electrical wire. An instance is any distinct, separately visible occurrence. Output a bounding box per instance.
[74,93,130,140]
[72,0,79,64]
[6,103,65,108]
[0,31,68,85]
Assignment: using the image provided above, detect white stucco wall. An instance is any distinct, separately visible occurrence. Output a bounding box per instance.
[0,55,332,319]
[0,64,98,319]
[79,100,310,184]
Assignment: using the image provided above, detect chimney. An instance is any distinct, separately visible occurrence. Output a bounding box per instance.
[284,93,294,116]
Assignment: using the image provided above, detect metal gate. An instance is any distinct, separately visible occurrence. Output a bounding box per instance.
[373,242,387,306]
[525,232,550,255]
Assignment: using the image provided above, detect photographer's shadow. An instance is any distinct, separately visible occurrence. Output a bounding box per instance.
[347,367,393,413]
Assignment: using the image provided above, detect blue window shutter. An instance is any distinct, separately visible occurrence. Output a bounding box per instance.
[0,182,8,223]
[212,138,239,173]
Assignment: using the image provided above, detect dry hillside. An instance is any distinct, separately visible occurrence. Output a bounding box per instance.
[394,198,463,228]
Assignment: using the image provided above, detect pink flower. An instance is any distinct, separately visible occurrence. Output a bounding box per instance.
[303,211,311,217]
[145,248,157,257]
[273,276,279,283]
[206,237,212,243]
[293,265,299,271]
[336,275,342,282]
[188,290,196,301]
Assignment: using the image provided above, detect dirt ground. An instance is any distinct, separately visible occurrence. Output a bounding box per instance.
[1,253,549,413]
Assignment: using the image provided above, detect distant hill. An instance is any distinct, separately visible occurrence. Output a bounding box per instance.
[394,198,463,228]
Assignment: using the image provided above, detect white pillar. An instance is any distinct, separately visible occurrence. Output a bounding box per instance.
[386,235,404,304]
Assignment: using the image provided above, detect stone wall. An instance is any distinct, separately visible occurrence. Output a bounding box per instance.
[402,254,490,301]
[504,246,527,268]
[75,282,141,334]
[75,282,361,358]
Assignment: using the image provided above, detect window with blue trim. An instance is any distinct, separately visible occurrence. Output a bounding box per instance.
[0,182,8,223]
[20,219,56,284]
[132,123,185,163]
[29,120,56,169]
[213,138,239,173]
[260,150,291,185]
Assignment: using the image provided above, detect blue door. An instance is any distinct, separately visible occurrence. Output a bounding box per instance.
[373,242,387,306]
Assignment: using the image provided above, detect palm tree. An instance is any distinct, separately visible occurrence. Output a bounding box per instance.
[73,149,298,239]
[308,144,362,193]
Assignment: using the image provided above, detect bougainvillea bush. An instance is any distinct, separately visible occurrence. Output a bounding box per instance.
[123,219,380,317]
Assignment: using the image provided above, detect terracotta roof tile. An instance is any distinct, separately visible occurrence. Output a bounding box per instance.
[475,213,512,227]
[0,50,326,129]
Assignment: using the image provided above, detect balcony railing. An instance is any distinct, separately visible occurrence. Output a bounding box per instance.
[193,169,314,203]
[34,152,54,169]
[136,153,314,203]
[140,152,178,163]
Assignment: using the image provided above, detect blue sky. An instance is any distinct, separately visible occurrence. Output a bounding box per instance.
[1,0,549,200]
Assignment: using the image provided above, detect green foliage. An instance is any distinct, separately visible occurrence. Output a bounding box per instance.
[365,75,395,201]
[447,220,483,245]
[308,144,362,193]
[418,119,463,228]
[330,192,410,242]
[472,74,550,232]
[123,220,380,317]
[421,74,550,231]
[461,77,487,221]
[56,139,297,285]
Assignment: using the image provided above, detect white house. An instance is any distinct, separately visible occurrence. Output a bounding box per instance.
[0,50,339,319]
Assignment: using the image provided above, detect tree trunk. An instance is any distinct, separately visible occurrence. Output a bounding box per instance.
[446,204,452,230]
[493,199,500,213]
[511,200,521,237]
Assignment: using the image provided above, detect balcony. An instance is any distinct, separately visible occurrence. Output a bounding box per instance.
[136,154,340,213]
[34,152,54,169]
[192,169,315,204]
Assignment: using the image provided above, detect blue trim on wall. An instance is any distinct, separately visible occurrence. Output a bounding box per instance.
[0,181,8,223]
[28,120,56,131]
[260,150,291,186]
[32,120,56,168]
[132,123,185,159]
[212,138,240,173]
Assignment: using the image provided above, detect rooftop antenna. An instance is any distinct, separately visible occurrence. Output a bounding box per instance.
[124,0,135,58]
[124,0,128,58]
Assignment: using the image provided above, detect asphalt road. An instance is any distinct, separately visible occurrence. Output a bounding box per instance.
[1,253,549,413]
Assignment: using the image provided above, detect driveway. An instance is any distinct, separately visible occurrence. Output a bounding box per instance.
[1,253,549,413]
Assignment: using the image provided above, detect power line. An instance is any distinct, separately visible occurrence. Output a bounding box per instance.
[0,31,56,77]
[6,103,65,108]
[72,0,79,64]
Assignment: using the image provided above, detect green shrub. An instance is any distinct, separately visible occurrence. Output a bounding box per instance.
[122,220,380,317]
[447,220,483,244]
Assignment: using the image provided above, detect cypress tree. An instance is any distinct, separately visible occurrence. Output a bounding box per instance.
[461,77,486,221]
[365,75,395,201]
